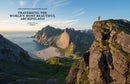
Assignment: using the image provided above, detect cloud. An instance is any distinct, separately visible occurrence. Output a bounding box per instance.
[73,12,85,17]
[64,19,79,24]
[39,19,91,30]
[40,19,79,29]
[0,19,79,31]
[54,1,71,7]
[0,20,38,31]
[0,20,10,23]
[32,0,39,8]
[53,0,71,7]
[19,1,27,6]
[73,8,84,13]
[46,0,71,8]
[65,11,85,19]
[0,20,17,24]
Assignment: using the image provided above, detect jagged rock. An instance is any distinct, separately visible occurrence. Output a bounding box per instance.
[65,60,89,84]
[116,32,130,53]
[34,25,94,54]
[65,19,130,84]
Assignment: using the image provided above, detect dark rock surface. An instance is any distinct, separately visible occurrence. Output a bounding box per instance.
[65,59,89,84]
[0,34,30,63]
[0,34,32,84]
[65,19,130,84]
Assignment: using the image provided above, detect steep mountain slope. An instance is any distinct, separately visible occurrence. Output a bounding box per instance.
[34,25,94,55]
[65,19,130,84]
[0,34,30,63]
[34,25,63,46]
[0,34,32,83]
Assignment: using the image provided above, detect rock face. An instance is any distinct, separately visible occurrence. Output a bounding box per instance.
[56,30,70,48]
[34,25,63,46]
[65,19,130,84]
[0,34,30,63]
[34,25,94,53]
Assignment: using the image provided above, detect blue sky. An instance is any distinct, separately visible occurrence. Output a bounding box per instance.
[0,0,130,31]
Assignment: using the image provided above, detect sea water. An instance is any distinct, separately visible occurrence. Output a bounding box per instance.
[0,31,45,53]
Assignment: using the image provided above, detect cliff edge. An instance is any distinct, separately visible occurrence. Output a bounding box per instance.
[65,19,130,84]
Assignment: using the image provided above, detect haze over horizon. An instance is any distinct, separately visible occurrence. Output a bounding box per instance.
[0,0,130,31]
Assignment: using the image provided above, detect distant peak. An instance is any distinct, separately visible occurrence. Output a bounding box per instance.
[42,25,55,30]
[64,28,75,32]
[46,25,50,27]
[0,34,3,37]
[44,25,52,28]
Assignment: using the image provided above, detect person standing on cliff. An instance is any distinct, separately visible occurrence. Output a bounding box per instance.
[98,16,100,21]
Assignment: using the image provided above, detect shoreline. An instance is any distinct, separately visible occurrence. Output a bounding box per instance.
[30,46,61,60]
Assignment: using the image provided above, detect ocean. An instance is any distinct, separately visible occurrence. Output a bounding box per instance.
[0,31,46,53]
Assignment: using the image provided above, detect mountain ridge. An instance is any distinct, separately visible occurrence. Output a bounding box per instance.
[33,25,94,56]
[0,34,30,63]
[65,19,130,84]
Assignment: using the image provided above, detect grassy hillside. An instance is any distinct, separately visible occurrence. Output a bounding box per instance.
[0,56,76,84]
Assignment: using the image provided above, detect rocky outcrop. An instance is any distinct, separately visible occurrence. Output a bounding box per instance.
[56,30,70,48]
[65,19,130,84]
[34,25,94,54]
[65,52,90,84]
[34,25,63,46]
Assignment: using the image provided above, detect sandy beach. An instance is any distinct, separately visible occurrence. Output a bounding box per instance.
[30,47,61,60]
